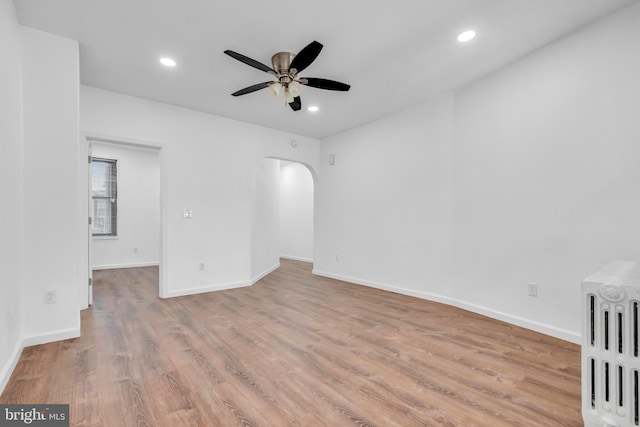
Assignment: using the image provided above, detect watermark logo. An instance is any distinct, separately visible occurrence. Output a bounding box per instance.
[0,405,69,427]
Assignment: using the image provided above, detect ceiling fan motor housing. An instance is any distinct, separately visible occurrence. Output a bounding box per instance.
[271,52,295,76]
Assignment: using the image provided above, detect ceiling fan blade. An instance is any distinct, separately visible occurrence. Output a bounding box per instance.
[301,77,350,91]
[290,41,323,74]
[224,50,275,74]
[231,81,272,96]
[289,96,302,111]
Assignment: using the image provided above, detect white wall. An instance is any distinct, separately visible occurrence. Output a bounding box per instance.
[279,161,314,262]
[314,3,640,342]
[20,27,81,343]
[315,94,455,297]
[0,0,24,393]
[80,86,320,298]
[91,143,160,269]
[452,3,640,339]
[250,159,281,280]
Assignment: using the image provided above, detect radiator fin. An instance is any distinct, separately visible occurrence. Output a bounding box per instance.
[634,369,639,425]
[634,301,638,358]
[590,295,596,347]
[618,365,624,408]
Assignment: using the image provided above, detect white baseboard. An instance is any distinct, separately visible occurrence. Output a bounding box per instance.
[280,255,314,263]
[0,339,24,395]
[93,262,159,270]
[450,299,580,344]
[163,281,251,298]
[162,263,280,299]
[22,325,81,348]
[312,269,580,344]
[251,262,280,284]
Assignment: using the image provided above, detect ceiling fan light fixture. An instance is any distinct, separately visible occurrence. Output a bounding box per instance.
[285,90,295,104]
[159,57,176,67]
[288,81,302,97]
[224,41,350,112]
[457,30,476,43]
[268,82,282,96]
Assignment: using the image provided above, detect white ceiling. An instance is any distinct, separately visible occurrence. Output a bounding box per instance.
[14,0,636,139]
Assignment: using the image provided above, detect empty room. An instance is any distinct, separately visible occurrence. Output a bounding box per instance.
[1,0,640,426]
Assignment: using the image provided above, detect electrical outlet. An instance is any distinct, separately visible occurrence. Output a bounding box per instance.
[528,283,538,297]
[335,254,339,262]
[133,247,138,254]
[44,289,56,304]
[199,263,205,271]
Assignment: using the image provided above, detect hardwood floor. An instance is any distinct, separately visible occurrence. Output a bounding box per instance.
[1,259,582,426]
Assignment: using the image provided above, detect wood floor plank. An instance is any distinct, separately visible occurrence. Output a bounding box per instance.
[0,259,582,426]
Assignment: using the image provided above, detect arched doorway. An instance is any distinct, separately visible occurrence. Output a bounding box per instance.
[279,160,314,262]
[250,158,315,281]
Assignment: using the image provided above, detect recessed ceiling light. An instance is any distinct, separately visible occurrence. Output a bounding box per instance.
[160,57,176,67]
[457,30,476,43]
[308,106,319,112]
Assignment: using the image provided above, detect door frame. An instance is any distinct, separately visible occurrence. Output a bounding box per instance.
[87,145,93,305]
[83,133,166,305]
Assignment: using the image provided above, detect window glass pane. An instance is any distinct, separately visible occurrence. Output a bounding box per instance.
[92,198,113,235]
[92,161,109,197]
[92,160,116,197]
[91,158,117,236]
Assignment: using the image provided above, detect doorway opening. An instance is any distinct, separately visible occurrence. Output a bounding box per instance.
[278,160,314,262]
[86,137,162,306]
[250,158,315,281]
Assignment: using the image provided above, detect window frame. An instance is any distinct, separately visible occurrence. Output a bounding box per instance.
[91,157,118,237]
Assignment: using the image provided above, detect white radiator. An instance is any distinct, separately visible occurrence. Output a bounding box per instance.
[583,261,640,427]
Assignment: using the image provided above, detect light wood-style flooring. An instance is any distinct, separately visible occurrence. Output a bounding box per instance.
[1,259,582,426]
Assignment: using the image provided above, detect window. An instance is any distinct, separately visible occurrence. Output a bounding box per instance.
[92,158,117,236]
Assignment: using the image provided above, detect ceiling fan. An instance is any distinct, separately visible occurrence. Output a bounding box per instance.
[224,41,350,111]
